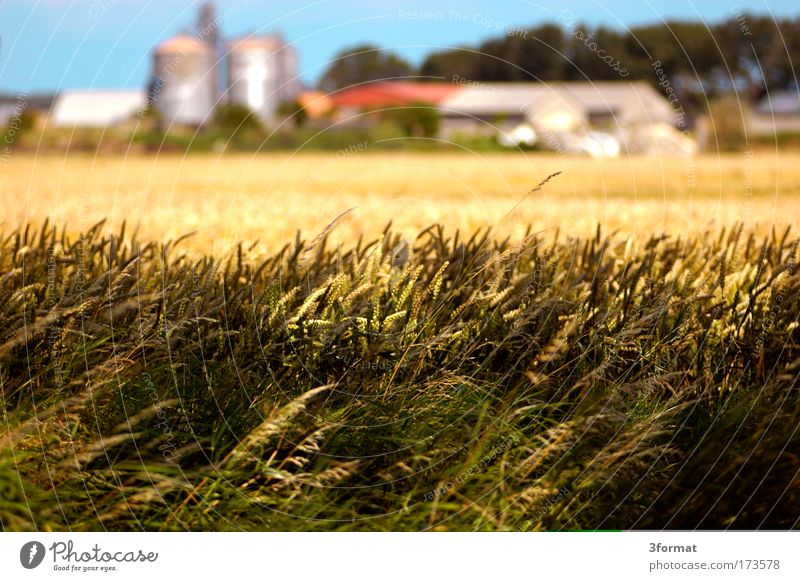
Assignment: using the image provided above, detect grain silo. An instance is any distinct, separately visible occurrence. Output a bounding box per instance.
[150,34,216,127]
[226,34,300,123]
[276,42,301,103]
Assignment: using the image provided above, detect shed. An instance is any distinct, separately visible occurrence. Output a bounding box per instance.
[51,90,146,127]
[747,90,800,136]
[439,83,586,137]
[561,81,676,128]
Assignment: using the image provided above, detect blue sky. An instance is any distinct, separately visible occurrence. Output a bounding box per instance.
[0,0,797,93]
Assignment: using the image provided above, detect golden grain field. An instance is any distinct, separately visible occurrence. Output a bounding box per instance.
[1,151,797,253]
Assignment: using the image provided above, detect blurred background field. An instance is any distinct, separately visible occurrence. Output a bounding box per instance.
[2,151,796,254]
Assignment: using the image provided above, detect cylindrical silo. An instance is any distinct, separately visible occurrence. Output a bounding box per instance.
[277,43,301,103]
[150,35,216,127]
[227,35,298,123]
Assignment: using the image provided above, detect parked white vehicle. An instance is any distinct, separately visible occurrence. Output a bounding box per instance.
[498,123,538,147]
[546,130,621,158]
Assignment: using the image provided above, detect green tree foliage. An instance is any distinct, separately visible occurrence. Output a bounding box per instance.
[212,103,264,134]
[419,15,800,105]
[210,103,265,149]
[319,44,414,92]
[2,109,38,149]
[565,25,633,80]
[383,103,440,137]
[277,99,309,128]
[706,95,748,150]
[419,48,484,81]
[421,24,567,82]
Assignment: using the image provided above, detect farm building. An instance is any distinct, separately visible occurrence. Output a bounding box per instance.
[148,34,217,127]
[296,91,335,119]
[329,80,692,155]
[438,83,586,137]
[746,90,800,136]
[1,93,56,127]
[560,82,675,128]
[438,81,678,140]
[328,81,460,117]
[330,81,675,129]
[226,34,301,123]
[0,99,20,127]
[559,82,695,155]
[143,2,298,125]
[51,90,146,127]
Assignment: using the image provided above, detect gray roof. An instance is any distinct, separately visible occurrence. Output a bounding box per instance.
[441,83,556,115]
[560,81,676,125]
[0,103,18,126]
[439,81,675,126]
[559,82,652,110]
[756,90,800,115]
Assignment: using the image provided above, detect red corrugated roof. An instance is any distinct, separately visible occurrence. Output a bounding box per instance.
[330,82,461,108]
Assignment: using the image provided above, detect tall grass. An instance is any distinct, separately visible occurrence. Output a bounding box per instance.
[1,219,798,530]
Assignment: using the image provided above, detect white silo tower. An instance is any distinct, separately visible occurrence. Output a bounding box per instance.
[150,35,217,127]
[226,35,300,123]
[276,41,301,103]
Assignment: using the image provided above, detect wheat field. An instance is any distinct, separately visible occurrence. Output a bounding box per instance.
[2,217,798,531]
[2,150,800,531]
[1,151,797,252]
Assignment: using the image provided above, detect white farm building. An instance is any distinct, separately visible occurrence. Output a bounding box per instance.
[50,90,146,127]
[331,80,695,156]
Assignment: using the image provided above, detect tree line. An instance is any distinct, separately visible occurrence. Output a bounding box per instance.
[320,14,800,109]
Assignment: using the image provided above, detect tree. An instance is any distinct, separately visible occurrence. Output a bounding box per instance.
[744,16,800,95]
[706,95,748,151]
[419,49,483,81]
[566,25,631,80]
[211,104,264,149]
[384,103,440,137]
[416,15,800,115]
[2,109,38,149]
[421,24,568,82]
[277,99,309,128]
[212,103,263,133]
[319,45,414,92]
[491,23,567,81]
